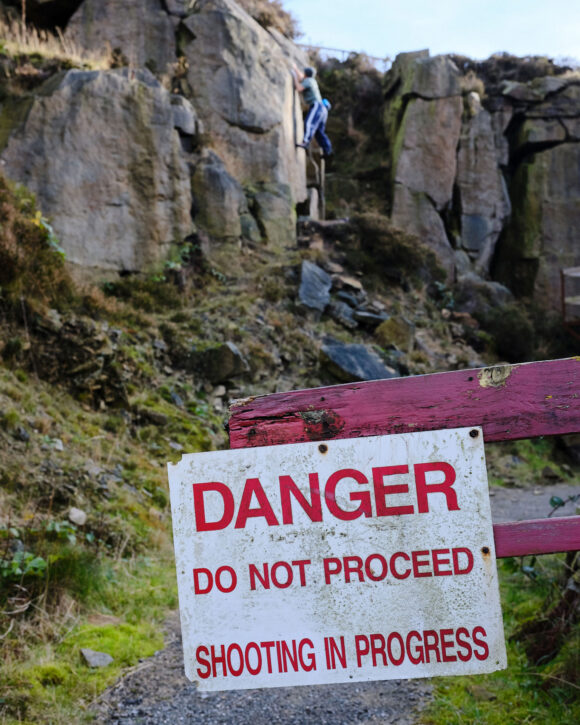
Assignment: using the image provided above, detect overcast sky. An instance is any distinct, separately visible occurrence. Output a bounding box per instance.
[283,0,580,64]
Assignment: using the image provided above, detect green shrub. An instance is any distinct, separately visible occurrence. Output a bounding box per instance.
[348,212,445,283]
[0,173,74,312]
[103,276,183,312]
[480,302,535,362]
[237,0,299,38]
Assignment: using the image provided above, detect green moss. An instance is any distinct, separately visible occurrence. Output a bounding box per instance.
[2,557,175,723]
[424,556,580,724]
[0,95,34,152]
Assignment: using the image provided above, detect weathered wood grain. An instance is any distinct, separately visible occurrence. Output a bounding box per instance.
[494,516,580,558]
[229,358,580,449]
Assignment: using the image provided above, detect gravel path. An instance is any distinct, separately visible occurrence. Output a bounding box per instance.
[92,482,579,725]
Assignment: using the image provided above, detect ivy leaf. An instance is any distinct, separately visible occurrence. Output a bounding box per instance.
[549,496,565,509]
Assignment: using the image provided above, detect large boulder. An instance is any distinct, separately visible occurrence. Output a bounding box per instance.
[320,339,399,383]
[494,143,580,308]
[385,52,463,280]
[1,69,194,276]
[181,0,306,215]
[191,151,259,242]
[66,0,177,75]
[298,261,332,313]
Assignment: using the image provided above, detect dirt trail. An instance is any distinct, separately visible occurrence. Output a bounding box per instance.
[92,483,579,725]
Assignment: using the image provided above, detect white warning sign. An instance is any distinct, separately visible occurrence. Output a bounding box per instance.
[168,427,506,691]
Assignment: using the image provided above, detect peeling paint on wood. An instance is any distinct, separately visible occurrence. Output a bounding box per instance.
[228,358,580,562]
[229,358,580,449]
[477,365,513,388]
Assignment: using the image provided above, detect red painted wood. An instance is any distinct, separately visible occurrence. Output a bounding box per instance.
[494,516,580,558]
[229,358,580,556]
[229,358,580,449]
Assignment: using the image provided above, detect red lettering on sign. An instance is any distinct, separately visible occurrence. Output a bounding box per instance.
[390,552,411,579]
[325,468,372,521]
[406,631,424,664]
[193,482,234,532]
[414,462,459,513]
[370,634,387,666]
[279,474,322,524]
[235,478,279,529]
[472,626,489,660]
[440,628,457,662]
[456,627,472,662]
[453,547,474,575]
[432,548,452,576]
[353,625,489,669]
[412,550,432,578]
[387,632,405,666]
[372,465,414,516]
[355,635,370,667]
[344,555,364,583]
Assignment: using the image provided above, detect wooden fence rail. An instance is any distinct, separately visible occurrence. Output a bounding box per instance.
[229,358,580,558]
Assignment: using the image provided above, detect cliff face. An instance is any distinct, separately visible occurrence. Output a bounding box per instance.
[0,1,578,312]
[383,51,580,309]
[0,0,307,277]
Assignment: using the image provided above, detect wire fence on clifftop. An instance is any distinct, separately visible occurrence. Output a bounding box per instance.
[297,43,392,72]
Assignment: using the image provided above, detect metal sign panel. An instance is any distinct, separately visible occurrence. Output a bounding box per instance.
[168,427,507,691]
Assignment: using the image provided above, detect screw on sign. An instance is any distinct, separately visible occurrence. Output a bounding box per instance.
[168,427,507,691]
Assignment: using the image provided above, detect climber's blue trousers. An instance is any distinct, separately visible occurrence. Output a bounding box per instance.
[303,101,332,156]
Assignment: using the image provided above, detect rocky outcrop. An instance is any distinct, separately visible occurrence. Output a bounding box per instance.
[492,76,580,308]
[455,101,511,273]
[386,53,463,279]
[384,50,580,310]
[1,69,194,276]
[494,142,580,306]
[180,0,306,242]
[66,0,177,75]
[0,0,308,278]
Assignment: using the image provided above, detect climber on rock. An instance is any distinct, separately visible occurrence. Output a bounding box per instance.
[292,64,333,158]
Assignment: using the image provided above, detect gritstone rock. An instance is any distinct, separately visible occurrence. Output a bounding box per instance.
[374,317,415,353]
[81,648,114,668]
[353,310,390,329]
[327,300,358,329]
[0,69,193,277]
[194,342,249,384]
[66,0,177,76]
[320,340,399,383]
[298,261,332,313]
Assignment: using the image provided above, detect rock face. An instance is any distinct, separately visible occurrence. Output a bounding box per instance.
[384,50,580,310]
[66,0,177,75]
[386,53,463,279]
[1,69,193,276]
[0,0,307,278]
[455,104,511,273]
[494,142,580,306]
[492,76,580,309]
[181,0,306,246]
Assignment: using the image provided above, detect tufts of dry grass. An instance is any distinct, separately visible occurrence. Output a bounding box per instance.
[0,17,112,70]
[237,0,300,39]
